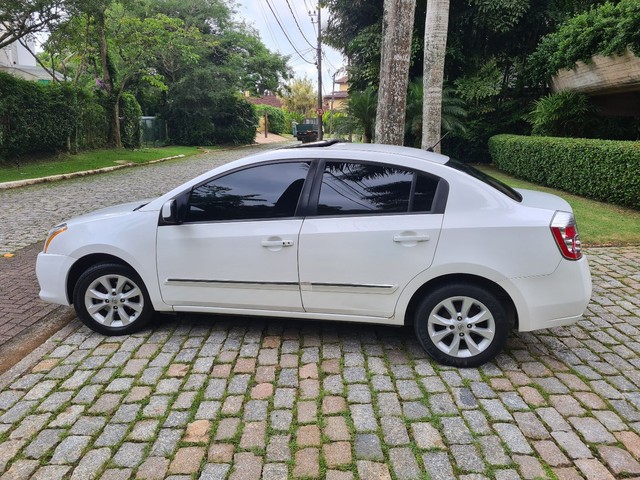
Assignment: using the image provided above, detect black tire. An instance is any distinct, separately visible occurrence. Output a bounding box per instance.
[414,283,509,368]
[73,262,154,336]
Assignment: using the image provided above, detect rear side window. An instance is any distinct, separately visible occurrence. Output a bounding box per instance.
[316,161,441,216]
[446,159,522,202]
[186,162,310,222]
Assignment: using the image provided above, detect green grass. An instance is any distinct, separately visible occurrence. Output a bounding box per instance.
[0,146,201,183]
[477,165,640,247]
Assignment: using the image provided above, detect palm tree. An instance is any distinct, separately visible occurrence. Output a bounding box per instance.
[406,79,466,147]
[344,87,378,143]
[421,0,450,152]
[375,0,416,145]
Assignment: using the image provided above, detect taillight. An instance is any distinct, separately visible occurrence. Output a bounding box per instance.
[550,211,582,260]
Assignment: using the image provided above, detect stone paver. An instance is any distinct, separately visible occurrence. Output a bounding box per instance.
[0,219,639,480]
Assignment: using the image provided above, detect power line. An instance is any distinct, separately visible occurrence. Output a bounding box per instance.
[290,0,315,33]
[304,0,315,15]
[284,0,316,49]
[264,0,316,65]
[256,0,281,50]
[322,50,338,71]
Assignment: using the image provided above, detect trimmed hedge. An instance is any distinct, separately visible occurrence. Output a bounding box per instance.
[0,72,108,161]
[488,134,640,210]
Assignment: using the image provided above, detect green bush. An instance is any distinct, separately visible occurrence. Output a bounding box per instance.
[527,91,596,138]
[0,72,107,161]
[254,105,286,135]
[530,0,640,82]
[488,134,640,210]
[165,67,258,145]
[526,91,638,140]
[120,93,142,149]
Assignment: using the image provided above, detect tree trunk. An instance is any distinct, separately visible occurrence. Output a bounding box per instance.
[96,11,123,148]
[108,94,123,149]
[375,0,416,145]
[421,0,450,152]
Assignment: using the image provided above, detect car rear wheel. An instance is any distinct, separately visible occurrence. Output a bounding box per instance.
[73,263,153,335]
[414,283,509,368]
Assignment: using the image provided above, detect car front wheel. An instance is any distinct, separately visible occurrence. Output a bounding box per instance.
[414,283,509,368]
[73,263,153,335]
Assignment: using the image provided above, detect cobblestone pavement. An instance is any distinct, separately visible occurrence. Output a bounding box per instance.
[0,144,284,254]
[0,246,638,480]
[0,144,288,344]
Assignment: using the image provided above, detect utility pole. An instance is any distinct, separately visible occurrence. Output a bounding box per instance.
[329,70,337,137]
[316,3,323,140]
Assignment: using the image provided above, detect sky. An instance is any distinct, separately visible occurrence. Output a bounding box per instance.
[234,0,346,96]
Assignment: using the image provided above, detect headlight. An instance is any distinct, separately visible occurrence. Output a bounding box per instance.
[43,223,67,253]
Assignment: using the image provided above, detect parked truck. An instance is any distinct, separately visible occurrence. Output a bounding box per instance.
[292,119,319,143]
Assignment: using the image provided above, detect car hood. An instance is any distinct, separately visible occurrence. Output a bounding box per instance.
[516,189,572,212]
[63,199,154,226]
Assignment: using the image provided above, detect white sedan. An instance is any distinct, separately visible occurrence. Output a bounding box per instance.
[37,141,592,367]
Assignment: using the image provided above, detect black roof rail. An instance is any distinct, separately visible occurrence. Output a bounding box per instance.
[286,139,343,149]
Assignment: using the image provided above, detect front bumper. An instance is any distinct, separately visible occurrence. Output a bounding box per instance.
[36,252,75,306]
[500,255,592,332]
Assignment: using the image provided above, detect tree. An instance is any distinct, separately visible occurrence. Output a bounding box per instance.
[144,0,291,94]
[45,1,201,147]
[421,0,450,152]
[325,0,609,159]
[0,0,64,50]
[282,77,316,118]
[374,0,416,145]
[215,29,291,95]
[406,78,466,146]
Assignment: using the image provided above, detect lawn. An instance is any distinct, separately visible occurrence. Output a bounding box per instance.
[0,146,201,183]
[478,165,640,247]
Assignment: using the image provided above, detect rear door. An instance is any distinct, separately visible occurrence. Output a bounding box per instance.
[298,160,447,318]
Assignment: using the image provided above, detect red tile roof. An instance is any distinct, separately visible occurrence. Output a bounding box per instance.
[246,95,283,108]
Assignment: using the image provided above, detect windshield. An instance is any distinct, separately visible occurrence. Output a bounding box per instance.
[446,159,522,202]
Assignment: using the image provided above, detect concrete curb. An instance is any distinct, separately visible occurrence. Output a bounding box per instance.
[0,154,186,190]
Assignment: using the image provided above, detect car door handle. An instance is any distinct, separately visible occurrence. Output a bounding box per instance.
[393,234,430,243]
[261,239,294,247]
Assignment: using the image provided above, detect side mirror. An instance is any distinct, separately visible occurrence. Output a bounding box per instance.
[161,199,179,225]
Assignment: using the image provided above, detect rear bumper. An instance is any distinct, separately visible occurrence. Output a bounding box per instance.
[500,255,592,332]
[36,252,74,306]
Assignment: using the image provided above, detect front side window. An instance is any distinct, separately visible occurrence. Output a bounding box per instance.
[186,162,310,222]
[317,161,441,215]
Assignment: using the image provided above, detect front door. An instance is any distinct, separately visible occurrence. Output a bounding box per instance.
[157,161,312,312]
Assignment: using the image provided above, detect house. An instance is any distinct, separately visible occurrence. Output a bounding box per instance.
[323,75,349,112]
[0,32,60,83]
[550,49,640,116]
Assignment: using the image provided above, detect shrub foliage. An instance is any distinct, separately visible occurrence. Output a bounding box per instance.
[120,93,142,149]
[0,72,108,161]
[165,69,258,146]
[488,134,640,210]
[530,0,640,81]
[254,105,286,135]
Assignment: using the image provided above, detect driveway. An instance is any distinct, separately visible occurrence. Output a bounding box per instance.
[0,245,638,479]
[1,146,640,479]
